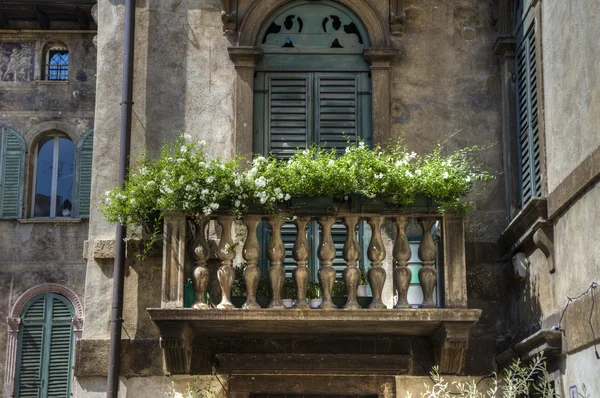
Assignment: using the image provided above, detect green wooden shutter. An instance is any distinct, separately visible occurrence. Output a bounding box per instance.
[15,293,74,398]
[0,127,26,219]
[75,130,94,218]
[267,73,311,159]
[516,17,541,205]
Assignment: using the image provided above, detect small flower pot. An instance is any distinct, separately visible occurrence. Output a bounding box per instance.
[310,299,322,309]
[332,297,346,308]
[282,299,294,308]
[231,296,246,308]
[287,195,339,216]
[356,285,369,297]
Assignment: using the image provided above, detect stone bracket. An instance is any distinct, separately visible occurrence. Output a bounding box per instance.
[390,0,405,36]
[533,224,555,273]
[159,321,194,375]
[221,0,238,38]
[432,323,472,374]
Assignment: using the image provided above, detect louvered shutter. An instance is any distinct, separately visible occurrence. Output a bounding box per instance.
[516,19,541,205]
[267,74,311,159]
[15,293,74,398]
[75,130,94,218]
[46,297,74,398]
[0,127,26,219]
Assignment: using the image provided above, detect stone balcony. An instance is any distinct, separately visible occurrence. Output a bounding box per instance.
[147,203,481,375]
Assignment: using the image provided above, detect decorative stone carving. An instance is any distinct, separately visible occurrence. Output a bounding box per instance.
[367,216,387,309]
[267,217,286,309]
[533,225,555,273]
[293,217,311,309]
[159,322,194,374]
[342,216,361,310]
[242,216,262,309]
[433,323,472,374]
[192,217,210,309]
[393,217,412,309]
[0,42,35,82]
[216,216,236,309]
[318,216,337,310]
[221,0,238,37]
[390,0,406,36]
[418,218,437,308]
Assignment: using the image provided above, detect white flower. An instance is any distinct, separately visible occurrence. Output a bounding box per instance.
[234,177,241,187]
[302,149,310,155]
[410,152,417,159]
[130,198,136,205]
[234,200,241,207]
[201,189,209,195]
[183,133,192,141]
[395,159,408,167]
[443,172,449,179]
[147,180,156,186]
[210,202,219,210]
[345,146,351,154]
[415,169,422,176]
[358,141,365,148]
[255,176,267,188]
[199,140,206,146]
[327,159,335,167]
[405,170,413,178]
[198,161,206,167]
[105,191,111,196]
[378,151,382,156]
[140,167,148,175]
[375,173,384,179]
[180,145,187,153]
[207,176,214,183]
[220,164,226,170]
[465,176,471,183]
[176,158,184,163]
[284,194,291,201]
[252,156,266,166]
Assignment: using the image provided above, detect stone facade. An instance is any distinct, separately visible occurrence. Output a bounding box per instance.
[1,0,599,397]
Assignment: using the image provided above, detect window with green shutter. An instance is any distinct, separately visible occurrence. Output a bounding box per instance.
[75,130,94,218]
[0,127,26,219]
[253,1,372,279]
[515,1,542,206]
[14,293,75,398]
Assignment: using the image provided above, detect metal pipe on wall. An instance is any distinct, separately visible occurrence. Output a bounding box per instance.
[107,0,135,396]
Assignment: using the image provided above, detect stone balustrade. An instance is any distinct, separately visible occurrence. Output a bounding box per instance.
[161,209,469,311]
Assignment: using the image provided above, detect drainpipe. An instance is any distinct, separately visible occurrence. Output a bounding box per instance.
[107,0,135,396]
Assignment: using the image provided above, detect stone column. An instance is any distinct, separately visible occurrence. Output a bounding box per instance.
[228,47,263,157]
[162,212,188,308]
[364,48,398,145]
[293,217,311,309]
[3,318,21,398]
[393,216,412,309]
[267,217,286,309]
[242,216,262,309]
[217,216,236,309]
[418,218,437,308]
[318,216,337,310]
[367,216,387,309]
[442,216,467,308]
[342,216,361,310]
[192,217,210,309]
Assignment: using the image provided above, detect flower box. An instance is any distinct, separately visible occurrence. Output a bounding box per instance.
[286,195,340,216]
[349,194,441,214]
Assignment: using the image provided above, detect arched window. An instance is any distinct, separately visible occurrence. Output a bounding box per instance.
[14,293,75,397]
[32,133,75,218]
[44,44,69,81]
[253,1,372,277]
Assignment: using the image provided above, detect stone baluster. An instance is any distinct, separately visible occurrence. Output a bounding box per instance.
[342,216,361,310]
[293,217,311,309]
[192,217,210,309]
[393,217,412,309]
[418,217,438,308]
[317,216,337,309]
[216,216,236,309]
[267,217,286,309]
[242,216,262,309]
[367,216,387,309]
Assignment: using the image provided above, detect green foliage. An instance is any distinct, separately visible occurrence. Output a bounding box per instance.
[282,278,296,299]
[232,266,245,296]
[307,281,322,300]
[359,267,368,285]
[332,279,347,297]
[406,354,560,398]
[101,135,493,227]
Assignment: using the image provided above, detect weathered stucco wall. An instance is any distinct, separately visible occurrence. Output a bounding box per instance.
[542,1,600,192]
[0,31,96,395]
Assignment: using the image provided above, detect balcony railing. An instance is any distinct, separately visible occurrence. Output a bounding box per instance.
[148,204,481,375]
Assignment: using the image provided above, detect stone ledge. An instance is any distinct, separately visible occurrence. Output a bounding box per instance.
[495,329,562,368]
[75,338,163,377]
[148,308,481,375]
[498,198,548,257]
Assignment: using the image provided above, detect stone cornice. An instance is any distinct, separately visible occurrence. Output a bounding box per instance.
[364,48,399,68]
[228,46,263,67]
[493,35,516,56]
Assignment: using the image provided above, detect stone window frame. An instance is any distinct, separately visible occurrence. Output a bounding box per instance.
[3,283,84,398]
[228,0,398,157]
[42,41,69,81]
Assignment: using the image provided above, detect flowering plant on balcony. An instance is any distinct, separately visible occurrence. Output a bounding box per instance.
[101,134,492,229]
